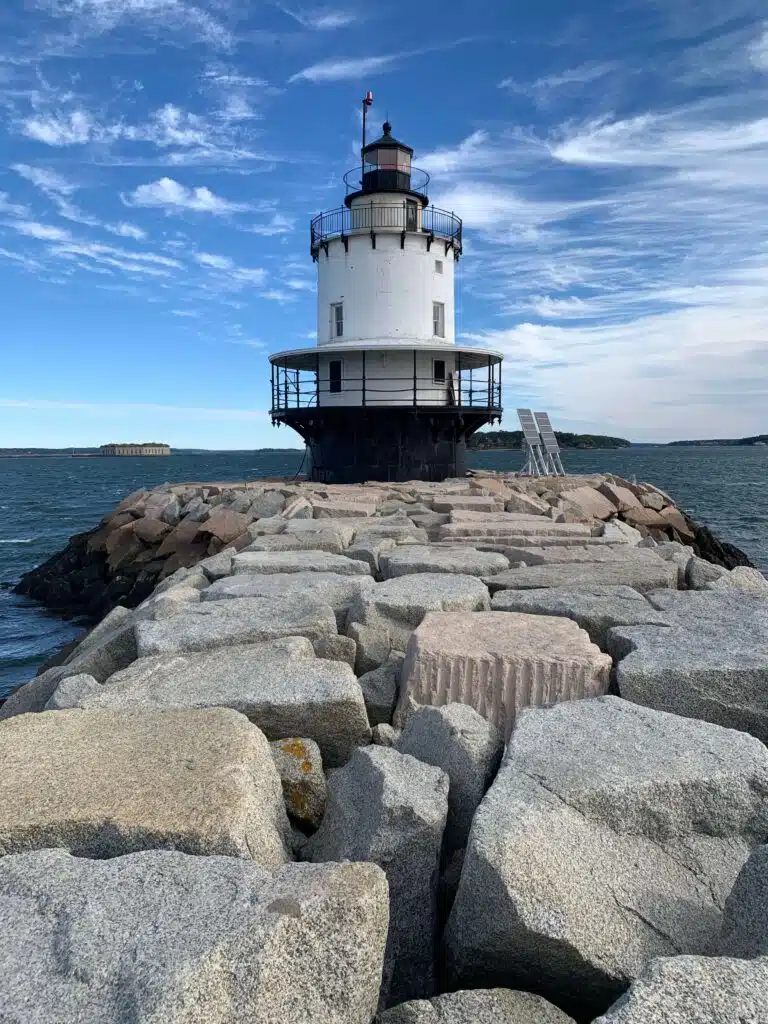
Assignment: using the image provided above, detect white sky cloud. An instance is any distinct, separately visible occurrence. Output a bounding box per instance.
[36,0,233,49]
[279,7,357,30]
[22,109,93,145]
[123,176,247,213]
[288,54,398,83]
[12,220,72,241]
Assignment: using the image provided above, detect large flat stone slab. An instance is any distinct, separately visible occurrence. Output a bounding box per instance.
[0,708,291,862]
[593,955,768,1024]
[491,586,670,648]
[609,590,768,742]
[307,745,448,1006]
[716,843,768,958]
[482,559,679,595]
[398,612,611,739]
[0,849,388,1024]
[57,640,370,767]
[381,546,510,579]
[232,550,371,576]
[135,594,338,658]
[347,573,490,653]
[446,697,768,1017]
[203,571,375,628]
[497,546,654,565]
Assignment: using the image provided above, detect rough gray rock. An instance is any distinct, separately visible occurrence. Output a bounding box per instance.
[395,703,503,853]
[445,696,768,1017]
[592,955,768,1024]
[378,988,575,1023]
[269,737,328,829]
[609,589,768,742]
[491,585,670,648]
[204,571,375,630]
[307,745,449,1007]
[197,548,235,581]
[707,565,768,594]
[359,656,403,726]
[0,849,388,1024]
[0,607,139,720]
[0,708,291,862]
[347,574,490,653]
[373,723,400,747]
[715,843,768,958]
[347,621,398,675]
[60,639,370,767]
[483,559,679,595]
[233,550,371,576]
[685,555,728,589]
[44,672,101,710]
[314,633,357,669]
[380,546,510,579]
[135,594,338,658]
[248,491,286,519]
[246,515,287,537]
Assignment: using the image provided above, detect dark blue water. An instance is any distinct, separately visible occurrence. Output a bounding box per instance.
[1,446,766,698]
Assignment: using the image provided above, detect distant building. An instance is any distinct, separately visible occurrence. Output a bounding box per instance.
[100,443,171,456]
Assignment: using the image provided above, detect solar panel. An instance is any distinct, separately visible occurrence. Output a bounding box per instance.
[517,408,547,476]
[534,411,560,454]
[517,408,542,448]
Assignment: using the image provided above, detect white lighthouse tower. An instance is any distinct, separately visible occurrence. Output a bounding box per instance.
[269,103,503,483]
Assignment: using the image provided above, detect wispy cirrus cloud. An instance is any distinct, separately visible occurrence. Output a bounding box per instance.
[123,176,247,213]
[34,0,233,49]
[499,62,616,105]
[22,108,93,145]
[0,397,268,419]
[288,53,399,83]
[278,6,357,31]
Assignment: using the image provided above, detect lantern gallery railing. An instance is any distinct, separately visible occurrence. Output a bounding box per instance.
[343,165,431,196]
[270,357,502,417]
[310,203,462,259]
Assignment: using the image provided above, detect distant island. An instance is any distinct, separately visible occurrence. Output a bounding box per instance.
[467,430,631,451]
[667,435,768,447]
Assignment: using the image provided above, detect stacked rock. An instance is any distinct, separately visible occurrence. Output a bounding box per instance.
[1,469,768,1021]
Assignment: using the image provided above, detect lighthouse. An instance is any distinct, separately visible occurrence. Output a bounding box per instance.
[269,102,503,483]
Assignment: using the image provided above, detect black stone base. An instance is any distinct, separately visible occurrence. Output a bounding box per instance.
[274,407,497,484]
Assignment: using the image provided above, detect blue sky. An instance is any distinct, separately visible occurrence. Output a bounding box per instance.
[1,0,767,447]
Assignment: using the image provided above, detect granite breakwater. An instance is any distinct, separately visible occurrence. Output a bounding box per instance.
[1,470,768,1022]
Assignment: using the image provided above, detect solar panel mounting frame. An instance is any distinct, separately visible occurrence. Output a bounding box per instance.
[534,411,566,476]
[517,408,548,477]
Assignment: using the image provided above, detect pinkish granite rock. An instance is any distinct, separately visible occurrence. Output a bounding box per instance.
[398,612,612,739]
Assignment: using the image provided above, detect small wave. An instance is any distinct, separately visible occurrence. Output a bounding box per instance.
[0,538,34,544]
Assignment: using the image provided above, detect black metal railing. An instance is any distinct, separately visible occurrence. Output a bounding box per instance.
[343,165,431,196]
[311,202,462,257]
[270,359,502,416]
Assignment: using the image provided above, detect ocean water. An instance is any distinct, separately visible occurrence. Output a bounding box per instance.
[1,446,766,698]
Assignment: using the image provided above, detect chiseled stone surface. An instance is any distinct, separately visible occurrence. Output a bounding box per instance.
[0,850,389,1024]
[307,745,449,1008]
[269,737,327,829]
[399,612,611,739]
[60,639,370,767]
[380,546,509,580]
[395,702,503,853]
[592,956,768,1024]
[491,585,670,649]
[483,559,679,595]
[232,550,371,576]
[0,708,291,863]
[609,589,768,742]
[378,988,575,1023]
[135,594,339,658]
[445,697,768,1017]
[347,574,490,653]
[715,843,768,958]
[559,485,617,520]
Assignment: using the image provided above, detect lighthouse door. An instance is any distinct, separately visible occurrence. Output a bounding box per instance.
[405,200,417,232]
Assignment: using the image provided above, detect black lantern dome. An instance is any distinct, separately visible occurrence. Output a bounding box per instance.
[361,121,416,195]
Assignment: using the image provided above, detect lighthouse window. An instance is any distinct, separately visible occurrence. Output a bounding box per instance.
[432,301,445,338]
[331,302,344,339]
[435,260,443,274]
[329,359,342,393]
[433,359,446,384]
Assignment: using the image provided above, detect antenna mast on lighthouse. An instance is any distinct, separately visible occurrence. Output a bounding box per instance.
[361,91,373,182]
